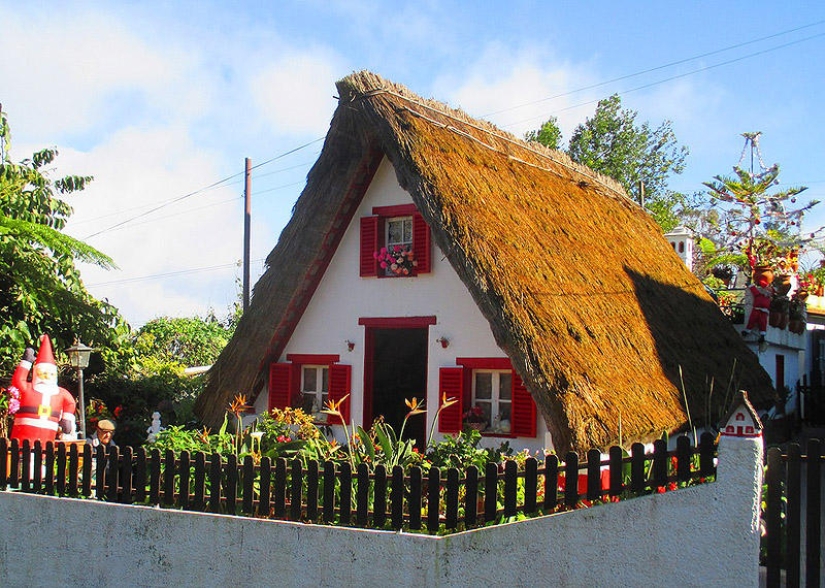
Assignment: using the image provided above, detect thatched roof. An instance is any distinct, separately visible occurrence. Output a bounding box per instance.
[196,70,775,452]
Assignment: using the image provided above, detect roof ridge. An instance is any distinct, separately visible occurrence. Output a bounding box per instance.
[339,70,629,199]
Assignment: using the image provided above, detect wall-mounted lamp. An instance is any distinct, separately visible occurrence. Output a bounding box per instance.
[436,337,449,349]
[346,340,355,352]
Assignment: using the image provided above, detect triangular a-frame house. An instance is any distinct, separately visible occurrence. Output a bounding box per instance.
[195,71,774,453]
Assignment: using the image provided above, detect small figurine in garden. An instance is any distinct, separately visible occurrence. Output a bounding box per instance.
[10,334,77,443]
[146,411,162,442]
[742,273,773,344]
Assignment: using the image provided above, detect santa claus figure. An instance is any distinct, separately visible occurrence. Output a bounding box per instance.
[10,334,77,443]
[742,273,773,344]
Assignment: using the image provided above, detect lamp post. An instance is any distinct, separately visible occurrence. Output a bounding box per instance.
[66,340,93,439]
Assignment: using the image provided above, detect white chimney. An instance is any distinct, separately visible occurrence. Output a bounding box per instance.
[664,226,693,272]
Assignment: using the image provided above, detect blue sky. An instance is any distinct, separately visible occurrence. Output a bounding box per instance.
[2,1,824,327]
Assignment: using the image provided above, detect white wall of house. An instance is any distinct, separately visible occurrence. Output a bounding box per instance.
[0,434,763,587]
[252,158,550,452]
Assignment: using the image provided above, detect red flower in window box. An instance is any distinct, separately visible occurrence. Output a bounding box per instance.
[462,405,486,424]
[374,245,417,276]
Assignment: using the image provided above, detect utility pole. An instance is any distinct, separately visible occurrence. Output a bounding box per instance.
[243,158,251,312]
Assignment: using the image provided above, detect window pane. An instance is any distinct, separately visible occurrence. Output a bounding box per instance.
[303,367,317,392]
[498,403,511,423]
[301,393,316,414]
[475,401,492,424]
[388,217,413,247]
[388,220,402,244]
[321,367,329,392]
[499,373,512,400]
[475,373,492,399]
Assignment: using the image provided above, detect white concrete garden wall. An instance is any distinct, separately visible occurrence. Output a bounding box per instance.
[0,435,762,588]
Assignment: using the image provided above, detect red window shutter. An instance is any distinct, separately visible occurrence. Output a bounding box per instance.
[269,363,292,410]
[360,216,379,277]
[511,373,537,437]
[328,363,352,425]
[412,212,431,274]
[438,367,464,433]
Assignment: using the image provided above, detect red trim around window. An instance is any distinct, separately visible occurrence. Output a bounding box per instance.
[360,204,431,278]
[372,204,417,217]
[328,363,352,424]
[268,363,294,409]
[360,216,380,277]
[286,354,340,364]
[412,213,431,273]
[270,355,350,420]
[438,367,464,433]
[440,358,538,438]
[456,357,512,370]
[358,316,437,328]
[511,374,537,437]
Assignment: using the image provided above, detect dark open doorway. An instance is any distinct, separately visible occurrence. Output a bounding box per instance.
[365,327,428,449]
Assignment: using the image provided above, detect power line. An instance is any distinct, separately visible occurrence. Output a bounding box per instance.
[87,258,267,287]
[72,155,319,229]
[501,30,825,131]
[83,23,825,290]
[83,137,324,240]
[483,19,825,119]
[79,23,824,240]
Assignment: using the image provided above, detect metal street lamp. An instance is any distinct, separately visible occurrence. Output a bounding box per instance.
[65,340,93,439]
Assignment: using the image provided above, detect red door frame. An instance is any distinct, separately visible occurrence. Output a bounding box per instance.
[359,316,436,427]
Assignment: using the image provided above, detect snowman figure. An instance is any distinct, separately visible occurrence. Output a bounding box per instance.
[146,411,163,442]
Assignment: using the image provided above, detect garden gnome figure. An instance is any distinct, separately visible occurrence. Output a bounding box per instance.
[10,334,77,443]
[742,273,773,345]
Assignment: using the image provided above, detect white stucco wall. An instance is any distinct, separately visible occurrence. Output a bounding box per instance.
[253,157,549,452]
[0,435,763,588]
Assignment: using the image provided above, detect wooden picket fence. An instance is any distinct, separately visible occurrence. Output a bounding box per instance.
[0,434,716,534]
[763,439,823,588]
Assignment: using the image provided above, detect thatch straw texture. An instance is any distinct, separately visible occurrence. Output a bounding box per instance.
[196,70,774,452]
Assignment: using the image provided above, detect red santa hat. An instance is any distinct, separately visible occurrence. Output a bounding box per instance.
[35,334,56,368]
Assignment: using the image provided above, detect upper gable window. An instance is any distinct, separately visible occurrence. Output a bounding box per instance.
[387,216,413,249]
[360,204,431,277]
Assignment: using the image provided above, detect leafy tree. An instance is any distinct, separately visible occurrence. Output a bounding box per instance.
[523,116,562,150]
[135,314,233,370]
[0,106,129,375]
[700,159,814,278]
[86,312,237,446]
[526,95,689,232]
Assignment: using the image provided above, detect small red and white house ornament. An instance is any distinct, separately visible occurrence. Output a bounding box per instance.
[720,390,763,438]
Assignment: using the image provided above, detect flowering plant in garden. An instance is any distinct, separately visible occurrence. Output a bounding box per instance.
[374,245,417,276]
[462,405,486,424]
[796,272,816,293]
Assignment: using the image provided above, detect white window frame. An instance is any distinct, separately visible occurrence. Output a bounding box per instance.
[471,369,512,431]
[386,216,413,250]
[300,365,329,415]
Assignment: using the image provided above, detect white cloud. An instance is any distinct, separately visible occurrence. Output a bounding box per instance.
[59,124,245,325]
[432,43,602,141]
[0,6,199,139]
[249,48,346,137]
